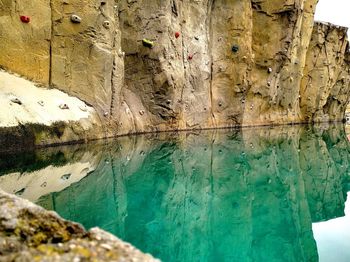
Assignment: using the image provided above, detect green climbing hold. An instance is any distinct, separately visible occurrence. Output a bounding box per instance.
[142,39,154,48]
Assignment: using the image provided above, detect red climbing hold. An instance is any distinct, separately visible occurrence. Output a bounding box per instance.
[175,32,180,38]
[188,54,193,60]
[20,16,30,23]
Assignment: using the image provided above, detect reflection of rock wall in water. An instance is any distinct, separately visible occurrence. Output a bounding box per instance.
[32,125,350,262]
[0,144,102,202]
[1,1,350,148]
[300,125,350,222]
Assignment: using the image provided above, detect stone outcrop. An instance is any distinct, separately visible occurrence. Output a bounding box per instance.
[0,190,159,261]
[301,22,350,123]
[1,0,350,147]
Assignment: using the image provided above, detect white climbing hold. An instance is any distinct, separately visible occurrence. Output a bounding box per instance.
[71,14,81,23]
[103,20,110,29]
[59,103,69,110]
[10,97,22,105]
[38,101,44,106]
[79,105,88,112]
[268,68,272,73]
[139,110,145,116]
[118,49,125,58]
[104,111,109,117]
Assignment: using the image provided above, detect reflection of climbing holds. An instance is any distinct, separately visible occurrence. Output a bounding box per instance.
[15,188,25,196]
[11,98,22,105]
[61,174,71,181]
[175,32,180,38]
[268,67,272,73]
[103,20,110,29]
[59,103,69,110]
[38,101,44,106]
[71,14,82,23]
[232,45,239,53]
[20,16,30,23]
[142,39,154,48]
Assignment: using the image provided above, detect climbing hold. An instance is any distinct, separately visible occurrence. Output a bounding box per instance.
[118,49,125,58]
[10,98,22,105]
[194,36,199,40]
[267,81,271,86]
[139,110,145,116]
[175,32,180,38]
[79,105,88,112]
[38,101,44,106]
[41,182,47,188]
[232,45,239,53]
[15,188,25,196]
[188,54,193,60]
[104,111,109,117]
[59,103,69,110]
[20,16,30,23]
[142,39,154,48]
[103,20,110,29]
[268,67,272,73]
[61,174,71,181]
[70,14,81,23]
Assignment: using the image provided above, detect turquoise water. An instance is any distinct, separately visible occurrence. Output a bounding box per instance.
[1,125,350,262]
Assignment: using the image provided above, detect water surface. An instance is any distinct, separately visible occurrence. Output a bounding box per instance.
[1,124,350,262]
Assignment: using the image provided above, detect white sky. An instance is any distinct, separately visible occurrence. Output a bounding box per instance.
[315,0,350,31]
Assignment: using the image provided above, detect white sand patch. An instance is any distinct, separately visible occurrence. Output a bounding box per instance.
[0,71,96,127]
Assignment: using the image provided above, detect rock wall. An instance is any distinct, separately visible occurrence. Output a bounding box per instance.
[1,0,350,145]
[300,22,350,123]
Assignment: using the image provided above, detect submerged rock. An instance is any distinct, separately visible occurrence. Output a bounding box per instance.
[0,190,159,261]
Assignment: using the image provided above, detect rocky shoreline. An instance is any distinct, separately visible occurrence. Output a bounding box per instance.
[0,190,159,261]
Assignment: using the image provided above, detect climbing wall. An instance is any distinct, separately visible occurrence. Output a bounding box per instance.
[301,22,350,122]
[50,0,122,125]
[1,0,350,142]
[0,0,51,83]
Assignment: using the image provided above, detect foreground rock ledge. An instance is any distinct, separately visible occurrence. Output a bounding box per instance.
[0,190,159,262]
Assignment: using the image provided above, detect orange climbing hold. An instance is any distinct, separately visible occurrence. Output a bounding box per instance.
[175,32,180,38]
[20,16,30,23]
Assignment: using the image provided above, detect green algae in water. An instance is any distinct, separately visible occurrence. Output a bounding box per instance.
[2,124,350,262]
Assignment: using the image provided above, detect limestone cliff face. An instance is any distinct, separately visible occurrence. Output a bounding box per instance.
[1,0,350,145]
[301,22,350,123]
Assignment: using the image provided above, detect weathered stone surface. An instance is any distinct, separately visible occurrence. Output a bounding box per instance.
[0,190,159,261]
[1,0,350,146]
[0,0,51,84]
[301,22,350,122]
[0,71,102,151]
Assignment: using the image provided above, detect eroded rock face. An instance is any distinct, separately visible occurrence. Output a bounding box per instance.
[1,0,350,144]
[0,190,159,261]
[301,22,350,123]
